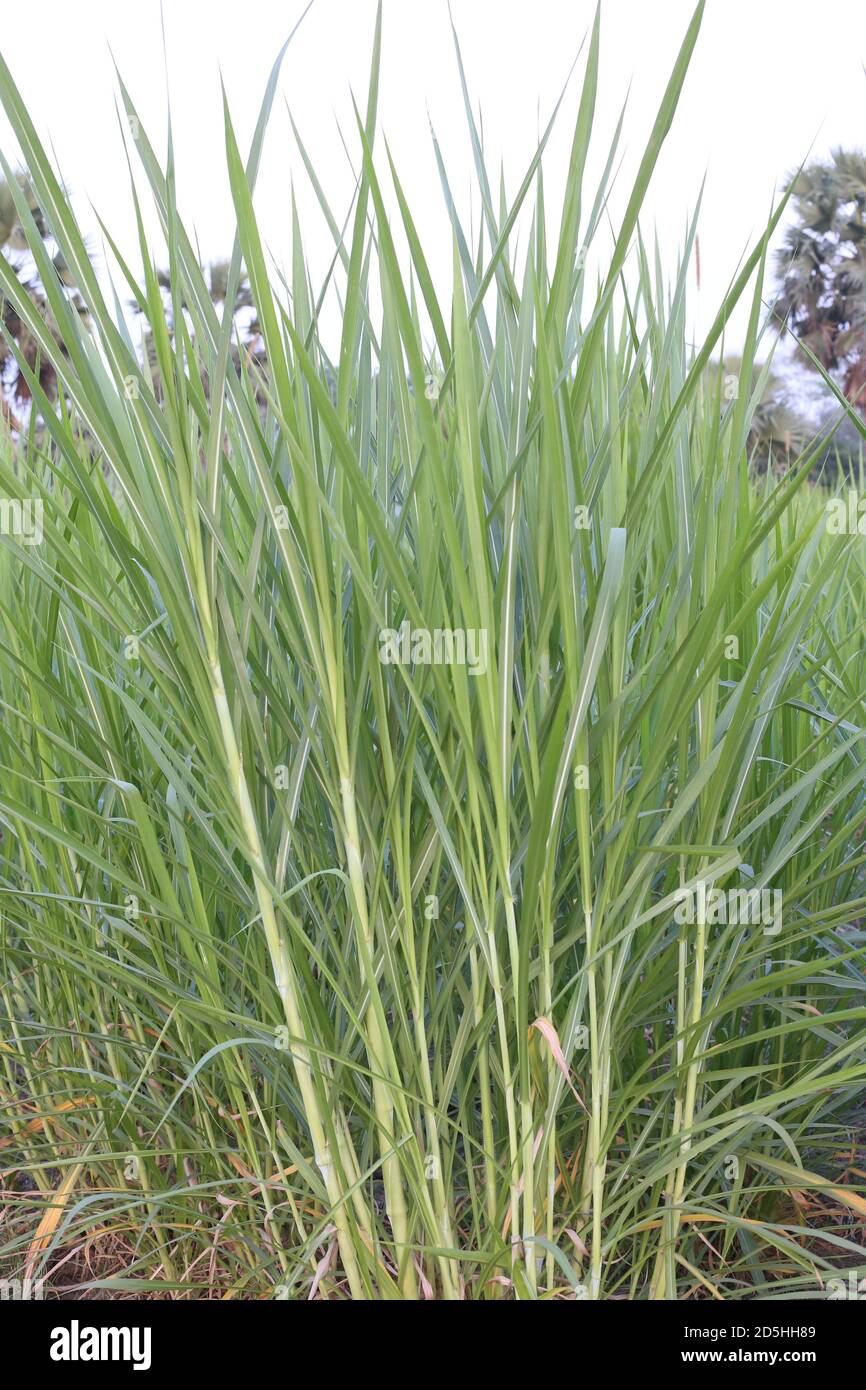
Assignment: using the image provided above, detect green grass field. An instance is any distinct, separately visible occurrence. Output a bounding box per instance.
[1,1,866,1299]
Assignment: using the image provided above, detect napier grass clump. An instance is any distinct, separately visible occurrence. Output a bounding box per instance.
[1,1,866,1300]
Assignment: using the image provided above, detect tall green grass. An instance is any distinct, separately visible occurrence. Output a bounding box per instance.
[1,1,865,1299]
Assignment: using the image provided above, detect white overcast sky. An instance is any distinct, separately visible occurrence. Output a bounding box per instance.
[0,0,864,356]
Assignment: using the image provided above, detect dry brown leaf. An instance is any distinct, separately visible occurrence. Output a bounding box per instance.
[308,1231,338,1299]
[564,1227,589,1259]
[529,1016,589,1114]
[0,1096,96,1150]
[24,1161,84,1282]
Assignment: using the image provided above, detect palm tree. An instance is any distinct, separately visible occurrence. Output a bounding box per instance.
[773,150,866,413]
[135,258,267,406]
[705,354,809,472]
[0,172,89,426]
